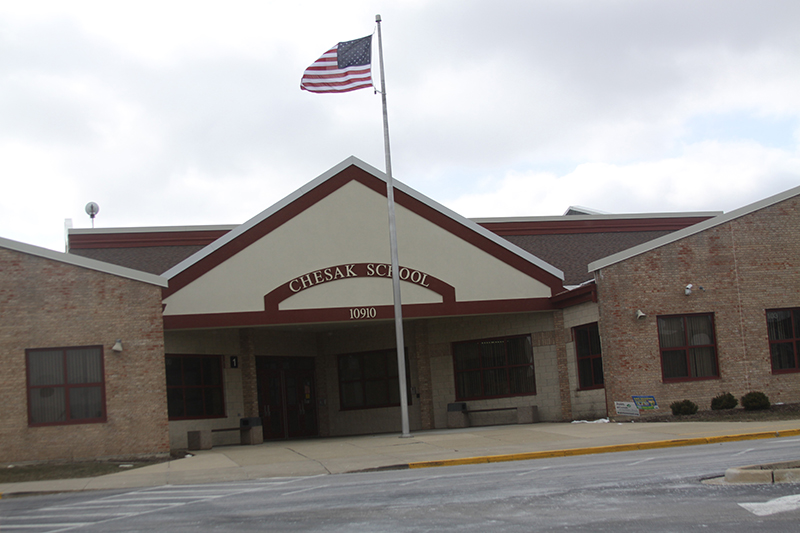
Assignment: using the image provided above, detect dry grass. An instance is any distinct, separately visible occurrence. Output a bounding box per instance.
[0,458,170,484]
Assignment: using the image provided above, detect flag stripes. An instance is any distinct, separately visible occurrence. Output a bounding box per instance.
[301,36,373,93]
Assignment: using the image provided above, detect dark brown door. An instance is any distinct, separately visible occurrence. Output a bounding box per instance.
[256,357,317,440]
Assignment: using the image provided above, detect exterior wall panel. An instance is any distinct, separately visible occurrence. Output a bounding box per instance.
[0,248,169,463]
[596,195,800,416]
[562,302,607,420]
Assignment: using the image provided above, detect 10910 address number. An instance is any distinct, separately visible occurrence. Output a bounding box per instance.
[349,307,377,320]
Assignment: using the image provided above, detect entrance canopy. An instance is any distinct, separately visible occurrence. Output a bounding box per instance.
[161,157,564,329]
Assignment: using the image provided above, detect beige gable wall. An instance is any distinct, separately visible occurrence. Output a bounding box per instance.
[164,180,551,316]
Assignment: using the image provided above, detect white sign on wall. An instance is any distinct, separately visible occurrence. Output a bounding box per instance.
[614,401,640,417]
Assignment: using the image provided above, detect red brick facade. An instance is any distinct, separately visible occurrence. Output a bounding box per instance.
[0,247,170,463]
[596,194,800,416]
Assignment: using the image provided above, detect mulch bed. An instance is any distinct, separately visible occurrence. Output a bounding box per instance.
[617,402,800,423]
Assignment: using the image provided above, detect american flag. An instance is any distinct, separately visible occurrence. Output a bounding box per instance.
[301,35,373,93]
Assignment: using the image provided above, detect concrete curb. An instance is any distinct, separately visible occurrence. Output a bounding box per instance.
[725,459,800,484]
[407,428,800,469]
[3,426,799,497]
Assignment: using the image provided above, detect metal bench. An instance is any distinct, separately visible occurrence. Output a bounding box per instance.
[187,417,263,450]
[446,402,539,428]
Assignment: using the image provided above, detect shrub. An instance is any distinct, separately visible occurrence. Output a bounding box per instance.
[741,391,770,411]
[711,392,738,410]
[670,399,699,416]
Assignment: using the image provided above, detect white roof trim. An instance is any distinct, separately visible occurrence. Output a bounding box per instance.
[472,211,721,224]
[164,156,564,281]
[69,224,239,235]
[0,236,168,287]
[563,205,609,216]
[588,184,800,272]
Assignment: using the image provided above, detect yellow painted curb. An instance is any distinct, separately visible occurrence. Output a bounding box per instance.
[407,428,800,470]
[706,431,777,444]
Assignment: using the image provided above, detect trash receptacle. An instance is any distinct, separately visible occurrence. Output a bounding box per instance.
[446,402,468,428]
[240,417,262,428]
[240,417,263,445]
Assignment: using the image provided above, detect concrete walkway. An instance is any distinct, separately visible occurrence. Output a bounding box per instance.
[3,419,800,497]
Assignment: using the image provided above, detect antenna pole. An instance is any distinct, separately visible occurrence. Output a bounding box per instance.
[376,14,411,438]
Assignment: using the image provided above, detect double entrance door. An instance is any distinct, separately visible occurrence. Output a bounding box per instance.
[256,357,317,440]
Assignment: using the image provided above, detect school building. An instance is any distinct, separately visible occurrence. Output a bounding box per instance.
[2,156,798,462]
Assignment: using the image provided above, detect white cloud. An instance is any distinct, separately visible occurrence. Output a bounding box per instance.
[448,140,800,218]
[1,0,799,252]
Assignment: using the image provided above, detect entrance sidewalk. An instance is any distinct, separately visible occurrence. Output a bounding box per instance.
[3,419,800,497]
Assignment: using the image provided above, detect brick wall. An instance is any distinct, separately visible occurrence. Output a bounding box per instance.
[596,195,800,416]
[562,302,607,419]
[424,312,565,426]
[163,329,244,448]
[316,322,422,436]
[0,248,170,463]
[158,308,580,441]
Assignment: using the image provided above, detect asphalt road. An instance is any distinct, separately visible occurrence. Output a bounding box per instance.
[2,437,800,532]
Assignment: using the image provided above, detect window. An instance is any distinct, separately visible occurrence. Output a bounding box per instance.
[26,346,106,426]
[766,308,800,373]
[657,314,719,381]
[453,335,536,400]
[165,355,225,419]
[574,323,603,390]
[338,349,409,410]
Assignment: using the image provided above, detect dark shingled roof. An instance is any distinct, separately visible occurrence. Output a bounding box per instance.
[69,245,207,275]
[501,231,673,286]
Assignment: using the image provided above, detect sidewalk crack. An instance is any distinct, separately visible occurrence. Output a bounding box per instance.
[285,447,332,474]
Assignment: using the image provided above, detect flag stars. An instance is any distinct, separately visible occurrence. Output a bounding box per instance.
[337,36,372,69]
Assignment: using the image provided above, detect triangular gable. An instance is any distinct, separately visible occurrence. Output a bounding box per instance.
[588,184,800,273]
[0,235,167,287]
[162,157,564,328]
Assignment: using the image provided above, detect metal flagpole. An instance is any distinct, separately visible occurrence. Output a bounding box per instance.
[375,14,411,438]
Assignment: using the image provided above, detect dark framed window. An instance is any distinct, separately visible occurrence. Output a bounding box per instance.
[657,314,719,381]
[338,349,410,410]
[766,308,800,373]
[26,346,106,426]
[166,355,225,419]
[574,323,603,390]
[453,335,536,400]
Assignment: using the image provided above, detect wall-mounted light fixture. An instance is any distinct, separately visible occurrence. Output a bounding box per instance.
[112,340,123,353]
[685,283,705,296]
[635,309,647,320]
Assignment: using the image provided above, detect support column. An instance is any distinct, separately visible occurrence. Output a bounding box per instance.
[553,310,573,421]
[413,321,434,430]
[314,334,331,437]
[239,328,259,418]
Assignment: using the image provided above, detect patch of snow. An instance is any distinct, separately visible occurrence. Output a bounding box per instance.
[571,418,610,424]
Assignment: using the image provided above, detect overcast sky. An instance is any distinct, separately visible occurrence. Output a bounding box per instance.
[2,0,799,252]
